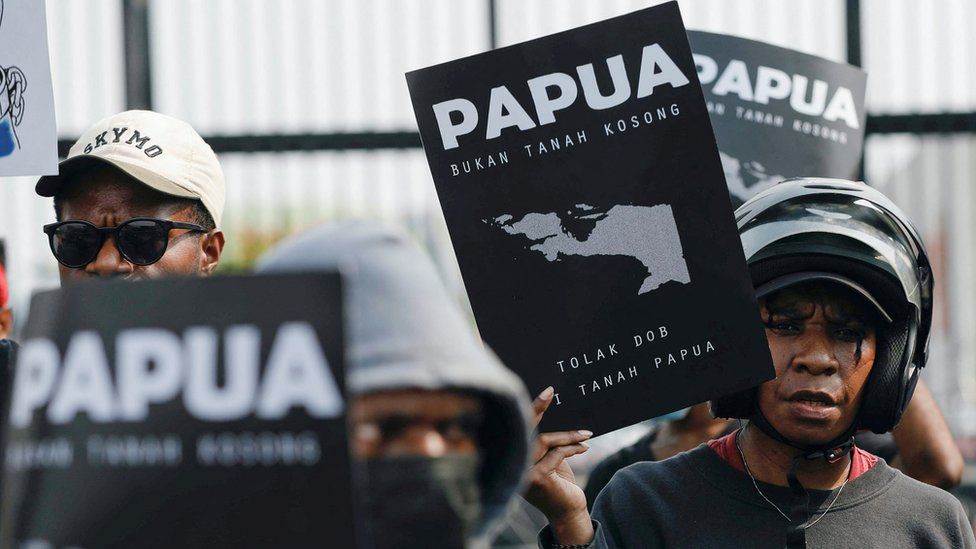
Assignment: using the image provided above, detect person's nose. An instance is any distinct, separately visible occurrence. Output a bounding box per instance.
[408,427,449,458]
[791,330,839,377]
[84,236,134,277]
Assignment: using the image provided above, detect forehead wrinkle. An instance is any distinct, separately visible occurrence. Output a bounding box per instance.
[808,285,874,325]
[762,283,878,324]
[823,301,872,326]
[62,181,188,224]
[762,297,814,320]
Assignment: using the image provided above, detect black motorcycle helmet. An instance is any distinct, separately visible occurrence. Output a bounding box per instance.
[711,178,933,440]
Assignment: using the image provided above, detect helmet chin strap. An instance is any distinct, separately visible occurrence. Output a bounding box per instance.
[750,410,856,462]
[749,411,856,548]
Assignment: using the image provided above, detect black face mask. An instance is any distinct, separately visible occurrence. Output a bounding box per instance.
[362,455,482,549]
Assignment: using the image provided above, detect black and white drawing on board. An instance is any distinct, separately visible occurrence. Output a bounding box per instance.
[486,202,690,295]
[0,0,57,175]
[0,1,25,155]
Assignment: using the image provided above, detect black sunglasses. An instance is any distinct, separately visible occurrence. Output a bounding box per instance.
[43,218,207,268]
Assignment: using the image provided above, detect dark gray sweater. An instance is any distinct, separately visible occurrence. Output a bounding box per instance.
[540,444,975,548]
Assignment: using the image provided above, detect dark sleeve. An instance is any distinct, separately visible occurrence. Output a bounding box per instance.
[0,340,16,495]
[589,467,664,549]
[951,485,976,534]
[537,520,612,549]
[952,497,976,548]
[902,477,976,548]
[537,466,665,549]
[584,454,627,507]
[0,339,14,422]
[583,430,655,507]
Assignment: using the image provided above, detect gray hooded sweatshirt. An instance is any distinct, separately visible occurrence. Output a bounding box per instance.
[256,221,532,548]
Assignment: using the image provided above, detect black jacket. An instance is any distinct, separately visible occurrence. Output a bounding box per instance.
[0,339,16,495]
[0,338,14,405]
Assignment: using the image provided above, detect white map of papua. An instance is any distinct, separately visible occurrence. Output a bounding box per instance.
[485,203,690,294]
[720,151,784,204]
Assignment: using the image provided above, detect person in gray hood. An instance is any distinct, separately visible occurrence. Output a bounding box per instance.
[256,221,533,549]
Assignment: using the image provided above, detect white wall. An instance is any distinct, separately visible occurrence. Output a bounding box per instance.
[1,0,973,431]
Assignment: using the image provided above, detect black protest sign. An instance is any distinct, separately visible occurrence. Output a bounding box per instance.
[0,273,360,548]
[407,2,774,435]
[688,31,868,207]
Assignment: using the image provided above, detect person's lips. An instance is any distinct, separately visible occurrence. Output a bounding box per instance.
[785,390,838,420]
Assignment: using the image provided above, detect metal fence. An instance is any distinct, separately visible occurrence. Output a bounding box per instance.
[2,0,975,438]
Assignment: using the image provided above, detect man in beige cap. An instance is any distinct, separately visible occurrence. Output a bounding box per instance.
[35,110,225,282]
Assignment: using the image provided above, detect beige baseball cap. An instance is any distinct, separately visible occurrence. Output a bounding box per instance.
[36,110,225,227]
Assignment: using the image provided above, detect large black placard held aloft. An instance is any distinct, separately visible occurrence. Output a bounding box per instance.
[407,2,774,435]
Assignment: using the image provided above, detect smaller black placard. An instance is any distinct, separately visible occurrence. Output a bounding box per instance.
[688,30,868,206]
[0,273,359,548]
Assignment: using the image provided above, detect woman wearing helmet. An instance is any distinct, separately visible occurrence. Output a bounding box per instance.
[525,179,975,548]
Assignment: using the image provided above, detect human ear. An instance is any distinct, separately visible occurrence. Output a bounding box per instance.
[200,230,225,276]
[0,307,12,340]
